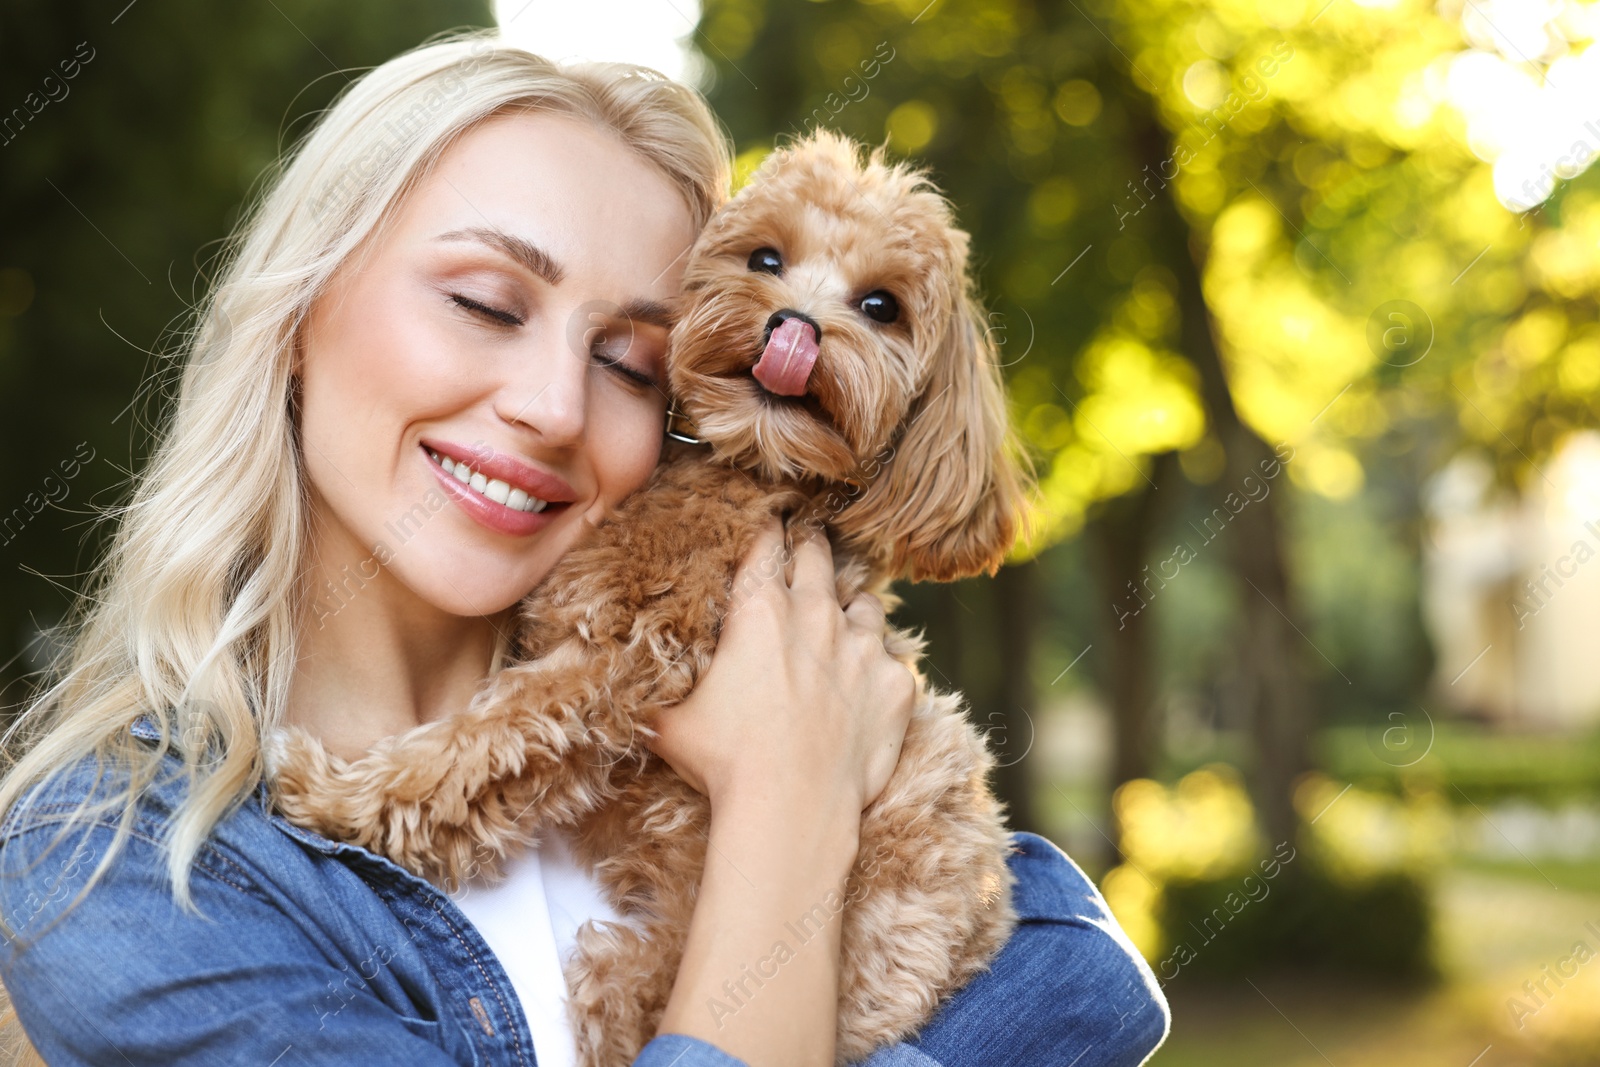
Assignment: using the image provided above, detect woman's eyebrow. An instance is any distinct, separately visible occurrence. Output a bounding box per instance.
[620,298,674,329]
[434,227,566,286]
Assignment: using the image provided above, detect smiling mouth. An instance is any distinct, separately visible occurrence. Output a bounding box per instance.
[425,448,560,514]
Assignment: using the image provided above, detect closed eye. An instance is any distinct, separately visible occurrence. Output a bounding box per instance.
[450,293,524,327]
[594,351,659,389]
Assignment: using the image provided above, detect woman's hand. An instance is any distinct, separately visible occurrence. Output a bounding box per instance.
[647,516,917,1066]
[645,515,916,816]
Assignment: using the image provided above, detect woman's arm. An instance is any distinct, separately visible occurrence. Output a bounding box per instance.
[849,833,1170,1067]
[647,519,915,1067]
[652,777,862,1062]
[0,818,464,1067]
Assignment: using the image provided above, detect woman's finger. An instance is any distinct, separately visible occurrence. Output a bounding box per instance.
[731,517,789,607]
[843,592,888,635]
[742,516,786,570]
[786,523,836,597]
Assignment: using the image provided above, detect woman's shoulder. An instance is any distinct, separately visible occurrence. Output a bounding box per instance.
[1,715,211,840]
[0,714,307,916]
[0,715,270,951]
[0,717,484,1065]
[1005,830,1117,923]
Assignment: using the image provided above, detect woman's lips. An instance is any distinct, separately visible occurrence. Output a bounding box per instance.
[419,443,573,537]
[421,438,578,503]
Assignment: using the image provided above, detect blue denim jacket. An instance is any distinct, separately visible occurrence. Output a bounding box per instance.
[0,719,1168,1066]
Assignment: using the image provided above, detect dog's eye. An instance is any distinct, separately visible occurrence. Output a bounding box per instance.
[858,291,899,324]
[747,247,784,275]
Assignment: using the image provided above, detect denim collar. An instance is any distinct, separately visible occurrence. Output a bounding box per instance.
[128,712,405,872]
[130,712,273,809]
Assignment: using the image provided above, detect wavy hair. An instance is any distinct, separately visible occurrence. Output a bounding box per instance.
[0,29,732,910]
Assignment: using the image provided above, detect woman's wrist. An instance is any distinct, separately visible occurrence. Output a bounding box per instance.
[712,763,861,832]
[659,780,862,1065]
[711,774,863,877]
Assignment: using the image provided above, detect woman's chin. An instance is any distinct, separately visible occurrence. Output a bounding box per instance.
[382,538,558,621]
[413,574,535,621]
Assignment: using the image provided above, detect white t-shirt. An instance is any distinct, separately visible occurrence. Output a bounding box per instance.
[452,828,634,1067]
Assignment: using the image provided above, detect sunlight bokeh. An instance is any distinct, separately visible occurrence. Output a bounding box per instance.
[492,0,701,82]
[1438,0,1600,210]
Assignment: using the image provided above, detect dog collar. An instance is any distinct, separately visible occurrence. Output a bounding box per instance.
[664,403,705,445]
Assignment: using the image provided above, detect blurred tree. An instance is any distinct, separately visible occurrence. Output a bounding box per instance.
[0,1,491,708]
[1115,77,1316,846]
[691,0,1322,840]
[1093,448,1180,789]
[699,0,1600,832]
[694,0,1600,979]
[1099,0,1600,821]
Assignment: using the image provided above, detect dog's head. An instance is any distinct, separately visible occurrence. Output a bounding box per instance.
[668,131,1024,581]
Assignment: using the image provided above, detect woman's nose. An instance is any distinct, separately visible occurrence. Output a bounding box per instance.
[497,329,587,446]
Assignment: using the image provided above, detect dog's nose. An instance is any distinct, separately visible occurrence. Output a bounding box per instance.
[754,308,822,396]
[763,309,822,344]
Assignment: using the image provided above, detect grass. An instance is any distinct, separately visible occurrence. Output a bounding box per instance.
[1452,857,1600,896]
[1147,860,1600,1066]
[1317,723,1600,805]
[1027,711,1600,1062]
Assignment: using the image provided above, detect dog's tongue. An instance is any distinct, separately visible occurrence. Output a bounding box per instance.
[753,317,819,396]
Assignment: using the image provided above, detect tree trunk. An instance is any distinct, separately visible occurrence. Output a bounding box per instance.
[989,559,1038,834]
[915,569,1039,836]
[1092,450,1181,796]
[1124,103,1315,848]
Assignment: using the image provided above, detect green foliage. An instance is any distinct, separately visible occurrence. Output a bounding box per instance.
[1108,766,1440,980]
[698,0,1213,546]
[694,0,1600,538]
[1291,478,1434,716]
[1159,863,1435,981]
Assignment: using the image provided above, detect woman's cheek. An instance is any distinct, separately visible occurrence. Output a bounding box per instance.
[624,420,665,492]
[602,403,666,504]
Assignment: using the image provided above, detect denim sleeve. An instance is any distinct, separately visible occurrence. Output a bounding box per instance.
[636,1033,751,1066]
[856,832,1170,1067]
[0,818,459,1067]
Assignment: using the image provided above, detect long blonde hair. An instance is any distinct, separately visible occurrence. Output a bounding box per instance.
[0,30,731,908]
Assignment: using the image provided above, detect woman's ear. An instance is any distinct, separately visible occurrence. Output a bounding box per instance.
[845,272,1028,582]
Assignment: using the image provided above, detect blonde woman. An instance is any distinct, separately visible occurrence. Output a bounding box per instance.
[0,32,1167,1067]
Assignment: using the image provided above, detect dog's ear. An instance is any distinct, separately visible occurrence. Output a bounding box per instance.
[845,268,1028,582]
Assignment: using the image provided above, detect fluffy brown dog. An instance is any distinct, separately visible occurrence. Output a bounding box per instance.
[270,129,1028,1065]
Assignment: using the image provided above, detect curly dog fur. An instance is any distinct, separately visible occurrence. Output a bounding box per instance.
[269,129,1028,1066]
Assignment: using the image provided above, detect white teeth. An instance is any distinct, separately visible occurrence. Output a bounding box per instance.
[427,448,552,513]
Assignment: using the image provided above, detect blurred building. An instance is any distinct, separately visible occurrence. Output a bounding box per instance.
[1423,432,1600,728]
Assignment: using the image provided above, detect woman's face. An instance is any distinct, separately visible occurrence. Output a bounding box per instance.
[297,110,697,620]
